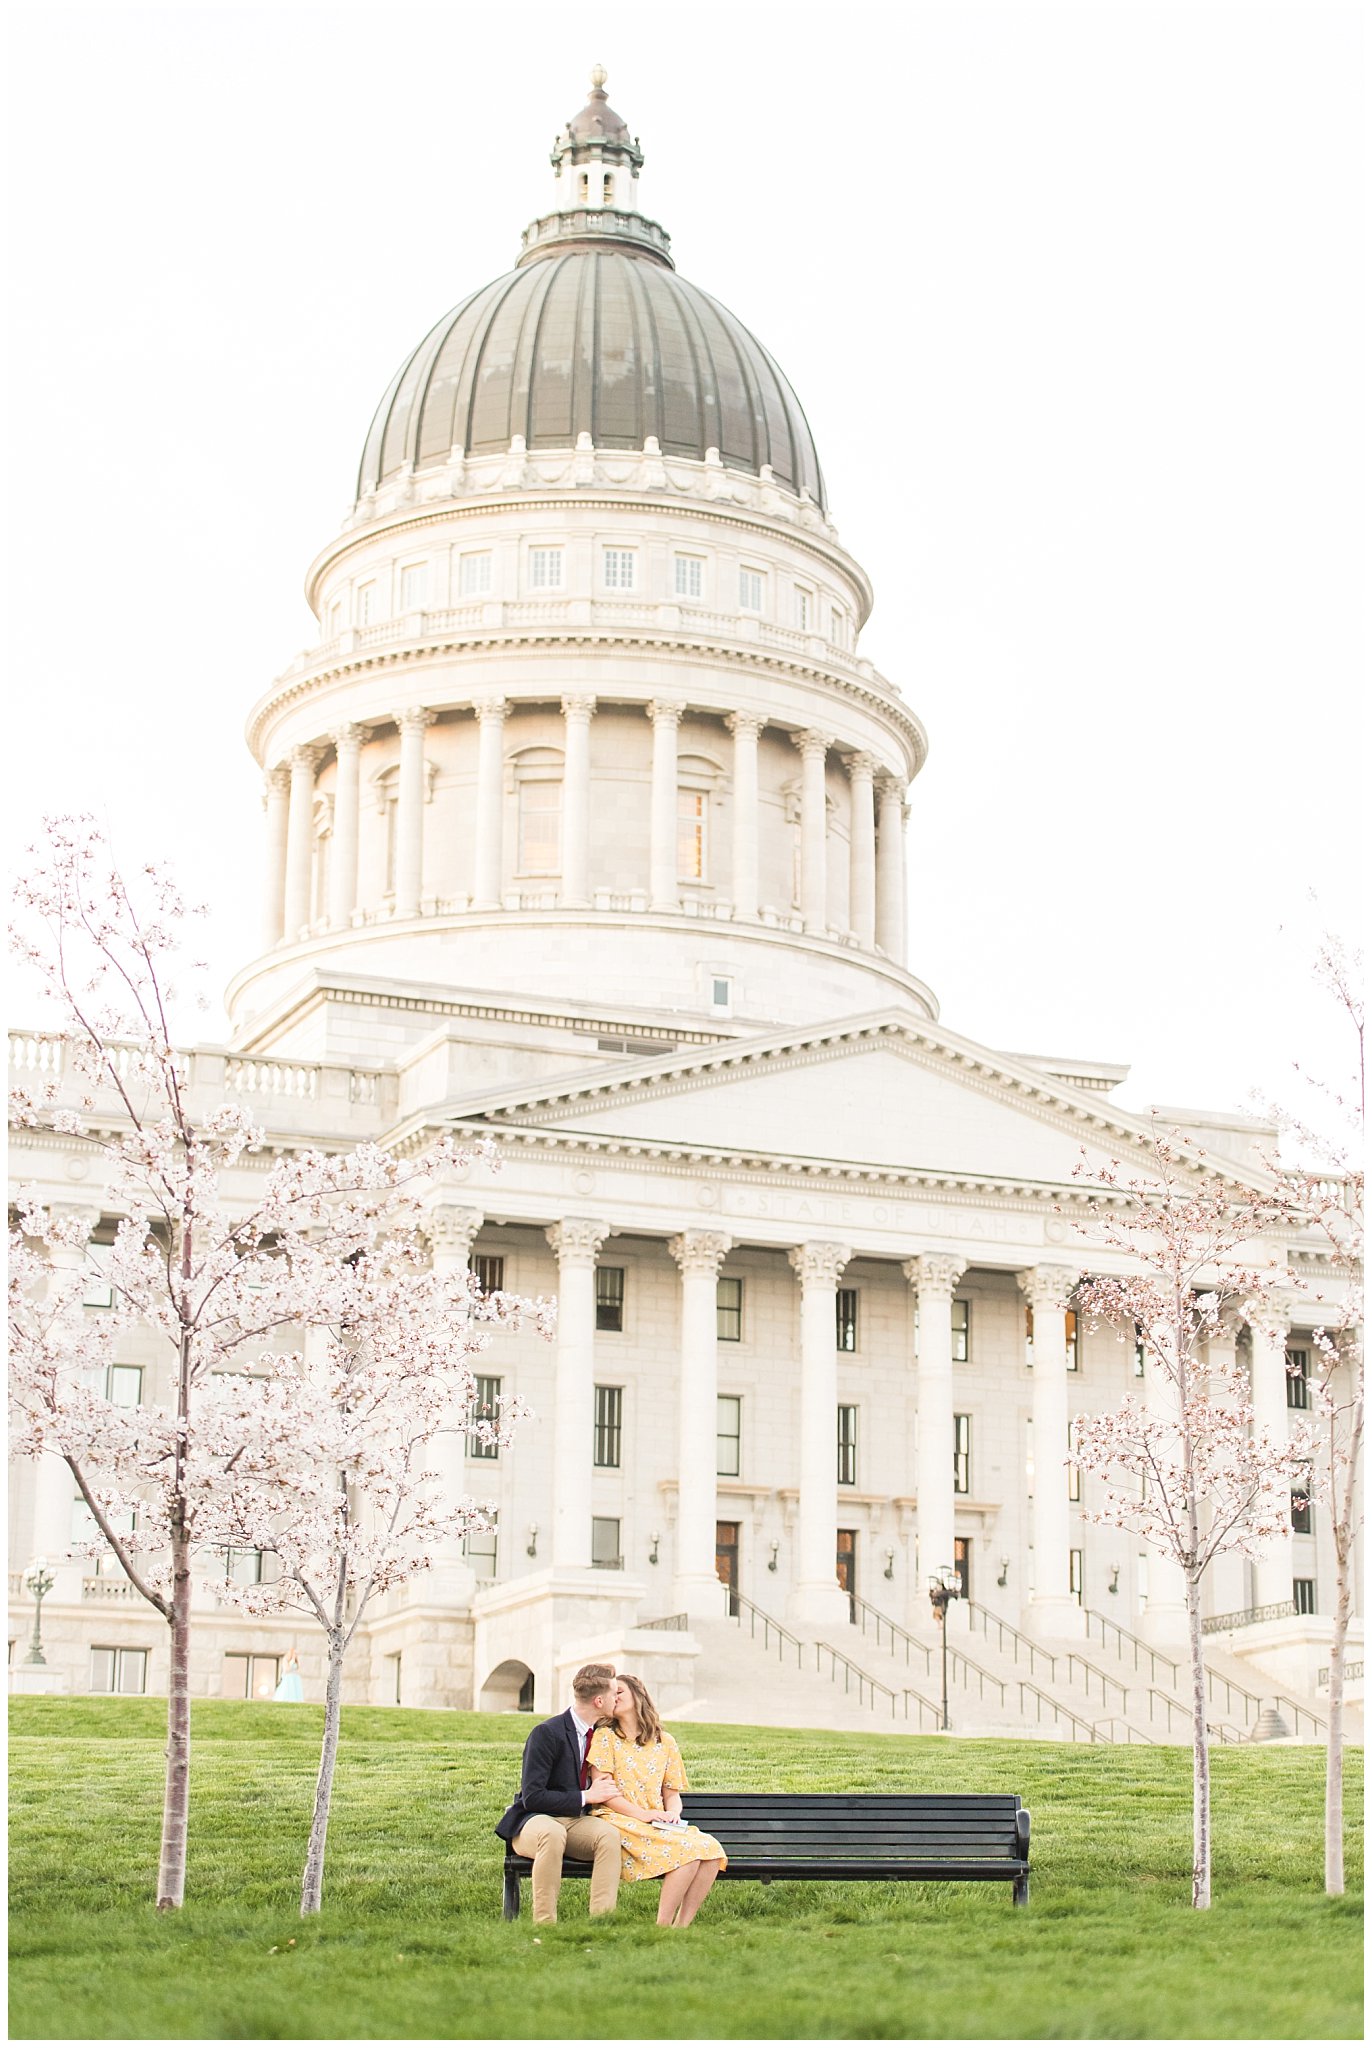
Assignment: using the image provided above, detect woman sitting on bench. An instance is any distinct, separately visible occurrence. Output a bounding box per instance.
[586,1674,727,1928]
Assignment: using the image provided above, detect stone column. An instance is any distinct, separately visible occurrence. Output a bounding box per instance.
[328,724,366,930]
[647,700,685,911]
[875,774,907,963]
[725,713,763,919]
[33,1205,103,1599]
[1247,1300,1295,1612]
[788,1241,853,1628]
[669,1231,733,1613]
[793,731,831,936]
[261,766,290,949]
[471,698,509,911]
[847,752,877,948]
[282,745,320,943]
[1018,1266,1085,1636]
[1204,1314,1247,1619]
[394,707,434,917]
[1137,1316,1190,1645]
[903,1255,965,1601]
[546,1220,611,1570]
[425,1205,484,1599]
[560,695,596,908]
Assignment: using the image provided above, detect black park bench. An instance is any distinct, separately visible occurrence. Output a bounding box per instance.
[501,1792,1031,1917]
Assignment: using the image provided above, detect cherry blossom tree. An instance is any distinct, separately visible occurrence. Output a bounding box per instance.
[8,819,546,1912]
[1258,935,1364,1895]
[1068,1129,1314,1909]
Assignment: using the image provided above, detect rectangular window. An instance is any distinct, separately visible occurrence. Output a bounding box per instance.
[354,582,374,626]
[106,1363,143,1407]
[830,607,848,648]
[399,561,428,610]
[1293,1577,1316,1615]
[602,548,636,590]
[471,1254,505,1295]
[717,1394,741,1477]
[459,551,492,595]
[222,1547,266,1585]
[529,547,563,590]
[593,1384,623,1468]
[1068,1424,1081,1502]
[1069,1549,1084,1605]
[222,1652,281,1701]
[90,1646,147,1695]
[518,779,561,873]
[716,1276,743,1342]
[837,1404,858,1487]
[794,586,811,630]
[1286,1347,1311,1409]
[591,1517,622,1569]
[1133,1325,1146,1378]
[739,566,764,611]
[1291,1464,1312,1535]
[953,1413,971,1494]
[711,975,731,1009]
[464,1524,498,1577]
[674,555,703,599]
[1024,1304,1034,1367]
[953,1536,971,1602]
[82,1276,115,1310]
[468,1373,502,1459]
[1065,1309,1079,1372]
[677,787,706,880]
[951,1299,970,1363]
[835,1288,858,1353]
[327,599,343,638]
[595,1267,625,1332]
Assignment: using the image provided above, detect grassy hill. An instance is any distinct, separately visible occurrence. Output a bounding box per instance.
[8,1697,1363,2040]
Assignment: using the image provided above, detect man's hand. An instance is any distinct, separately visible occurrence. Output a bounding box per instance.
[583,1773,618,1805]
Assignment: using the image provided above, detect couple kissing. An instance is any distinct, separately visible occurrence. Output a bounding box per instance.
[495,1663,727,1927]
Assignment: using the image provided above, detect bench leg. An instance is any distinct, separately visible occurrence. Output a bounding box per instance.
[1012,1873,1029,1908]
[502,1869,521,1921]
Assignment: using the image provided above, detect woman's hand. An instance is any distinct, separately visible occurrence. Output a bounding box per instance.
[663,1793,684,1822]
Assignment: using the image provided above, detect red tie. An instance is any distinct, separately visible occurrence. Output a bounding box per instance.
[580,1729,593,1790]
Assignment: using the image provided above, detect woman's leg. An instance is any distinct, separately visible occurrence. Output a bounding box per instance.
[657,1864,696,1926]
[674,1858,722,1928]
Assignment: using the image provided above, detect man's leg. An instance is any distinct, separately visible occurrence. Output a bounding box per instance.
[565,1815,622,1917]
[512,1814,569,1925]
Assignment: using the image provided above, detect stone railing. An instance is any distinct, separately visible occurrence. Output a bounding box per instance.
[1317,1661,1363,1688]
[1201,1601,1298,1635]
[81,1577,139,1602]
[225,1056,318,1101]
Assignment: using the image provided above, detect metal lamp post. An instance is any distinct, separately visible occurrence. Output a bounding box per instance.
[23,1559,54,1666]
[928,1565,960,1732]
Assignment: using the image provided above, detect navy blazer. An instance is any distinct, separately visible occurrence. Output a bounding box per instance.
[494,1709,592,1843]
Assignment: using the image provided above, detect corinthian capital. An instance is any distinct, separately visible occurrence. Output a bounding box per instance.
[669,1230,733,1278]
[846,751,878,784]
[290,743,323,774]
[1016,1264,1080,1314]
[561,694,598,722]
[331,722,370,754]
[396,705,436,736]
[646,699,686,729]
[902,1253,966,1298]
[473,696,510,726]
[546,1218,612,1266]
[725,712,765,742]
[1244,1293,1294,1344]
[792,729,833,762]
[788,1240,852,1289]
[426,1205,484,1263]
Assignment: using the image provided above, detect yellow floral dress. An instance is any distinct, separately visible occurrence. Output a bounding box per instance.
[586,1726,727,1881]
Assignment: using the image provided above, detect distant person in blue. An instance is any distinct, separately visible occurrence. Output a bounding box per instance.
[273,1648,304,1702]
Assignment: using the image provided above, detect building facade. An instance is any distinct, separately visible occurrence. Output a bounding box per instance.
[10,74,1361,1734]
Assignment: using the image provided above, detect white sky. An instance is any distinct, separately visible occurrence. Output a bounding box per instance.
[4,2,1365,1138]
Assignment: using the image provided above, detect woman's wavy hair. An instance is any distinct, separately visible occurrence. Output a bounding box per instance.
[612,1672,662,1747]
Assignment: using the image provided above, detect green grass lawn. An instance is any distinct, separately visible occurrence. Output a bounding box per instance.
[8,1697,1363,2040]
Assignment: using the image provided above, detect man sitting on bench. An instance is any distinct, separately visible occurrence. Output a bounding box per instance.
[494,1663,622,1924]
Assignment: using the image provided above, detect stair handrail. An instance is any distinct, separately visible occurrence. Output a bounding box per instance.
[1060,1650,1130,1713]
[1082,1607,1180,1689]
[731,1591,804,1667]
[1272,1693,1328,1740]
[813,1640,899,1716]
[1146,1686,1191,1736]
[1015,1677,1099,1742]
[963,1599,1057,1682]
[902,1687,946,1732]
[945,1643,1008,1706]
[849,1593,935,1677]
[1091,1715,1156,1746]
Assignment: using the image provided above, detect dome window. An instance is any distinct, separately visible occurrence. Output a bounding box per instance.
[518,778,562,875]
[354,581,376,627]
[399,561,428,611]
[529,547,564,591]
[603,173,615,205]
[602,548,637,591]
[739,567,764,613]
[673,555,703,600]
[326,599,343,639]
[578,171,590,204]
[677,787,706,880]
[794,586,812,631]
[459,551,493,596]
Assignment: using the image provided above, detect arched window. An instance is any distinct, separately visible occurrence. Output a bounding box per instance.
[603,172,615,206]
[518,779,561,874]
[578,172,589,204]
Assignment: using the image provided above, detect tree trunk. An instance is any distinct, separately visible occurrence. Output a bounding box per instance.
[1186,1568,1211,1910]
[1324,1531,1352,1895]
[300,1634,346,1915]
[156,1524,193,1911]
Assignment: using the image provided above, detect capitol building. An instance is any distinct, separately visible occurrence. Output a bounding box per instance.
[9,74,1360,1739]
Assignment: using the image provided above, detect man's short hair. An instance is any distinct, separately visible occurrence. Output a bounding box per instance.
[572,1662,616,1703]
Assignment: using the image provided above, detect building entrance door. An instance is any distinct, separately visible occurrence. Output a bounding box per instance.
[715,1521,740,1617]
[836,1528,857,1622]
[954,1536,971,1603]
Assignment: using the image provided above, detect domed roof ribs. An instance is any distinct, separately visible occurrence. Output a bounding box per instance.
[398,304,463,475]
[509,256,560,446]
[568,249,595,449]
[466,269,533,453]
[378,303,452,482]
[623,254,663,446]
[706,291,768,483]
[357,353,408,497]
[444,274,516,460]
[666,268,721,469]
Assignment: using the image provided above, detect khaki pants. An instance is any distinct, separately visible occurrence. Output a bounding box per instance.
[512,1811,621,1923]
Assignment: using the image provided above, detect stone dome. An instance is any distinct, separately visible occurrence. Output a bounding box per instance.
[357,221,826,508]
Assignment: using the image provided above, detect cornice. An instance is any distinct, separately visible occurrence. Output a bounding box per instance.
[246,628,926,771]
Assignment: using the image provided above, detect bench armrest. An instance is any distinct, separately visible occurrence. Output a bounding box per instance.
[1016,1809,1031,1859]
